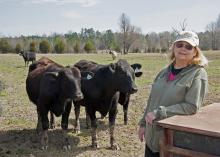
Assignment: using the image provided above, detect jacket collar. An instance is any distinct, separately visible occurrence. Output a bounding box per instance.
[165,64,200,76]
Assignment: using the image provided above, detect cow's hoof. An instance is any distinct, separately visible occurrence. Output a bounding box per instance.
[74,129,80,134]
[49,124,55,129]
[91,143,99,149]
[36,128,42,135]
[40,145,48,150]
[110,144,120,150]
[63,145,71,151]
[86,126,91,129]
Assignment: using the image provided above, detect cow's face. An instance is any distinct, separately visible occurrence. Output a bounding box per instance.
[111,59,138,94]
[59,67,83,101]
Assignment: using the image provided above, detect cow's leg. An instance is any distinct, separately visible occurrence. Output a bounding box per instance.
[36,107,42,134]
[88,109,98,148]
[40,108,49,150]
[123,95,130,125]
[49,111,55,129]
[100,114,105,119]
[109,99,120,150]
[85,108,91,129]
[61,101,72,150]
[74,103,81,133]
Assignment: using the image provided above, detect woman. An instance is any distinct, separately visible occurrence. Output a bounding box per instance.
[138,31,208,157]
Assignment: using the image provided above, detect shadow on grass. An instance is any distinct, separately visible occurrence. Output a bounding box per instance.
[69,116,110,134]
[0,128,93,157]
[0,116,123,157]
[15,65,28,68]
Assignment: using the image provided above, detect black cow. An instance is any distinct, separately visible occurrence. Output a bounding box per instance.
[19,51,36,66]
[26,57,89,150]
[73,59,142,149]
[74,60,142,128]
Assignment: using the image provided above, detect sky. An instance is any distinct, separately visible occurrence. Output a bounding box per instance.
[0,0,220,37]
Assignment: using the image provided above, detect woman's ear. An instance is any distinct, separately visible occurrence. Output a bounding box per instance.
[193,48,198,57]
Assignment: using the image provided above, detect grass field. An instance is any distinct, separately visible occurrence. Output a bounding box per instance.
[0,51,220,157]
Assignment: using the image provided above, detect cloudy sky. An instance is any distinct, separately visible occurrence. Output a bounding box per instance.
[0,0,220,36]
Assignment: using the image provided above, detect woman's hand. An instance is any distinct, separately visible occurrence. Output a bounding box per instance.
[145,111,156,125]
[138,126,145,142]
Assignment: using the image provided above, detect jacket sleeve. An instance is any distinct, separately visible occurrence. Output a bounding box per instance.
[138,69,167,126]
[138,92,152,127]
[155,68,208,119]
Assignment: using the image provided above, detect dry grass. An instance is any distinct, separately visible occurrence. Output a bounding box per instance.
[0,51,220,157]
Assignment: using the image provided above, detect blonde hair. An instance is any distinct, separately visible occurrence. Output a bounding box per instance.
[169,44,208,67]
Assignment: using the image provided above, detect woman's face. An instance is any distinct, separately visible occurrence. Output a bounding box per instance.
[173,41,196,63]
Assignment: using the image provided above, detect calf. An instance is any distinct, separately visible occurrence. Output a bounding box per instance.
[73,59,142,149]
[26,57,89,150]
[19,51,36,66]
[109,50,118,60]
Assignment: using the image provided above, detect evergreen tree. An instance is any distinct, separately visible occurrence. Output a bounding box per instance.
[84,40,95,53]
[0,39,12,53]
[30,41,37,52]
[74,41,80,53]
[54,39,65,53]
[39,40,51,53]
[15,43,22,53]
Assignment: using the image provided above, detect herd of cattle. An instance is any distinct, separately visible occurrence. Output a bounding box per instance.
[22,51,143,150]
[19,50,117,67]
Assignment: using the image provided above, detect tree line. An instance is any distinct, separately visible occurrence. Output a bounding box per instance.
[0,13,220,54]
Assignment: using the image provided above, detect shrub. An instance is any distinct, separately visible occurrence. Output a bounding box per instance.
[84,40,95,53]
[54,40,65,53]
[39,40,51,53]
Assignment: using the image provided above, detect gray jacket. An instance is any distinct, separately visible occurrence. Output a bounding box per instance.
[139,64,208,152]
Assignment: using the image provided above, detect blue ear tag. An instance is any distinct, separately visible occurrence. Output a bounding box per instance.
[87,74,92,80]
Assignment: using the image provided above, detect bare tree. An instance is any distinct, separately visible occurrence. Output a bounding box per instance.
[118,13,141,54]
[206,22,217,50]
[216,14,220,30]
[125,25,141,53]
[180,18,187,31]
[119,13,130,54]
[215,14,220,50]
[171,18,188,34]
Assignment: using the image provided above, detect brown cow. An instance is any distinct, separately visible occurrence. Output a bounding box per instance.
[26,57,90,150]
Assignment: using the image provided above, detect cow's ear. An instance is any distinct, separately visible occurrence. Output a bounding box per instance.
[81,71,94,80]
[131,63,143,77]
[131,63,142,70]
[109,63,116,72]
[45,72,59,81]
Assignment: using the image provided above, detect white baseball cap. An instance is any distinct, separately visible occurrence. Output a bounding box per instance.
[174,31,199,47]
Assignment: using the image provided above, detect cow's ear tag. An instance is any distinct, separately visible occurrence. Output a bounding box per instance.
[86,74,93,80]
[81,71,94,80]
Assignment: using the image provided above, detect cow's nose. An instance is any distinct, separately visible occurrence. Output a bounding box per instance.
[130,87,138,94]
[74,93,84,101]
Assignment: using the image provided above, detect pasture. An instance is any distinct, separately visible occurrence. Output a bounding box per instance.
[0,51,220,157]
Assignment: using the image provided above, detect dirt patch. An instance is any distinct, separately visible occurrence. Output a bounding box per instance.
[0,81,4,92]
[0,53,219,157]
[0,81,4,116]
